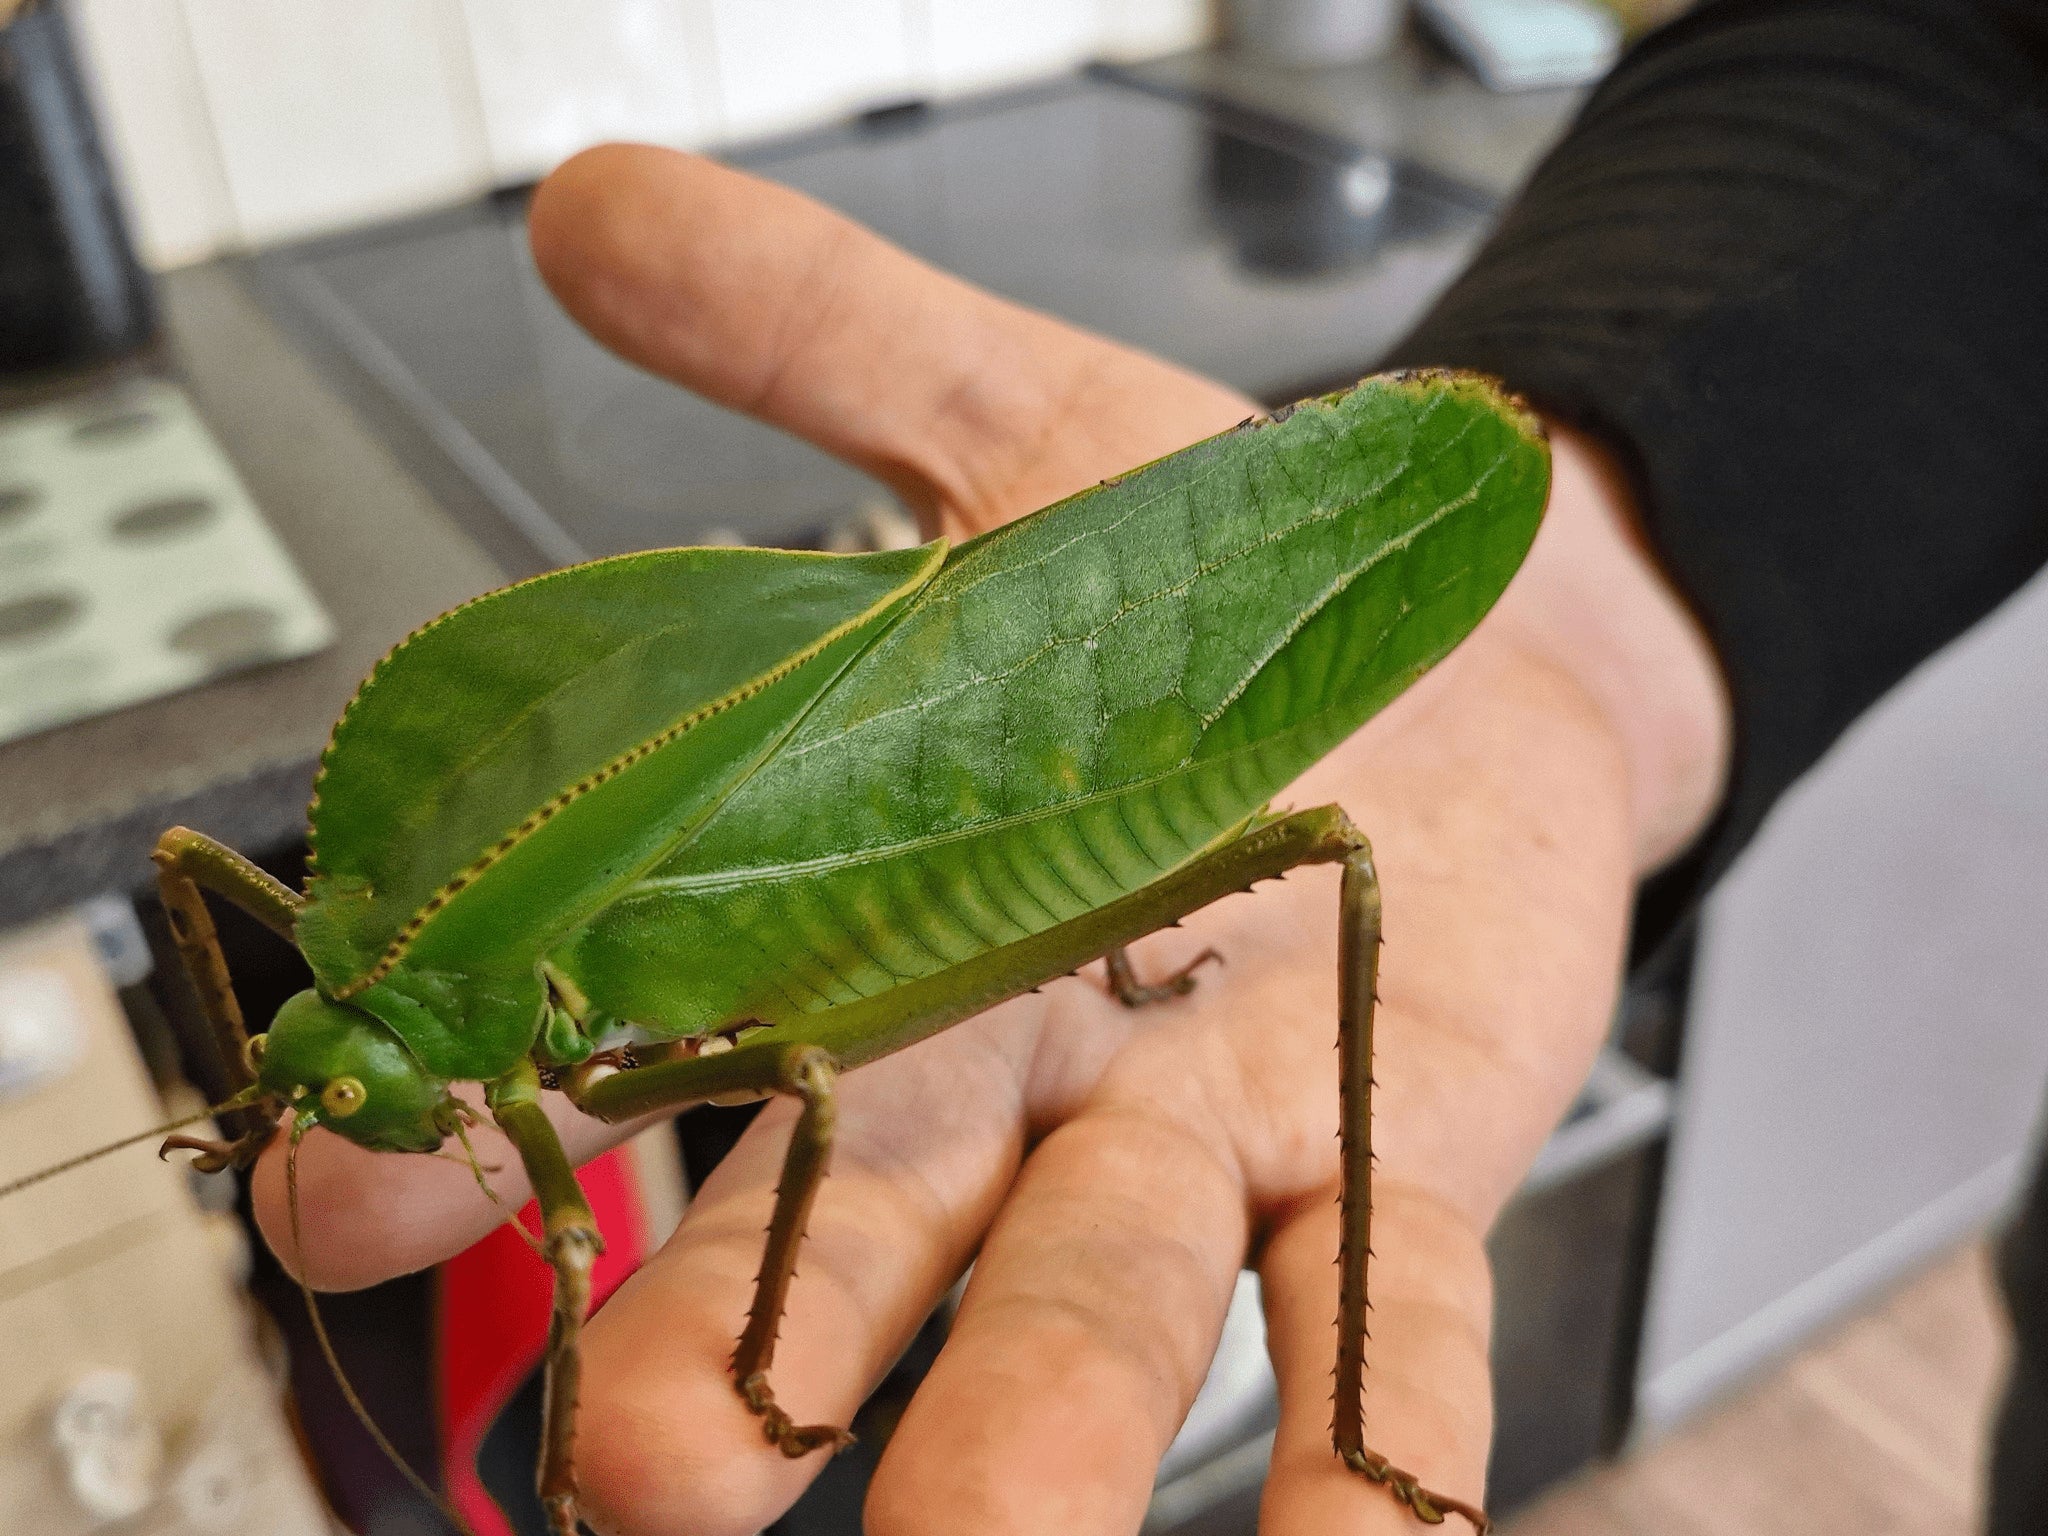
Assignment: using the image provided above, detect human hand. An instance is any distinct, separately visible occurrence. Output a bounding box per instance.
[252,144,1728,1536]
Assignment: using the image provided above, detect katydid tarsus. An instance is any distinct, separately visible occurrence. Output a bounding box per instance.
[15,370,1547,1534]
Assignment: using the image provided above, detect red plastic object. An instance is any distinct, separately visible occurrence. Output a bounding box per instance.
[436,1146,650,1536]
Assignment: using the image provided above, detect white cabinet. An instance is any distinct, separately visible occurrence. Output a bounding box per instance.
[67,0,1220,267]
[1636,566,2048,1435]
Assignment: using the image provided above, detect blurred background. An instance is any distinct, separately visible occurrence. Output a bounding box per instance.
[0,1,2036,1533]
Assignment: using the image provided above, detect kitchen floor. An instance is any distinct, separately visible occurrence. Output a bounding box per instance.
[1501,1241,2010,1536]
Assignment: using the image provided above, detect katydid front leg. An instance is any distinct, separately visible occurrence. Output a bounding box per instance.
[151,826,298,1169]
[492,1061,605,1536]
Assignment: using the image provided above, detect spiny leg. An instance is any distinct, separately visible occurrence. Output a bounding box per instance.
[569,805,1483,1520]
[491,1062,605,1536]
[151,826,299,1169]
[734,1045,854,1457]
[1333,840,1491,1533]
[1101,942,1222,1008]
[567,1038,856,1459]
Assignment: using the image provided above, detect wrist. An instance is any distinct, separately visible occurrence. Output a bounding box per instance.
[1488,422,1733,874]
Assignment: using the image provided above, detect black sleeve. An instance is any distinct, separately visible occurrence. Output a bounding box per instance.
[1383,0,2048,963]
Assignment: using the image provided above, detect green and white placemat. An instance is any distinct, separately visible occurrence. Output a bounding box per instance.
[0,378,333,746]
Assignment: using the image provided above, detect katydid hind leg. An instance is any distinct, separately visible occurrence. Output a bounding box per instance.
[1333,841,1491,1533]
[151,826,301,1169]
[1102,941,1223,1009]
[491,1063,605,1536]
[565,804,1482,1517]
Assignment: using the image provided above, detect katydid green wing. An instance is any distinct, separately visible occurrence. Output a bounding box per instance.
[554,373,1547,1034]
[297,543,946,995]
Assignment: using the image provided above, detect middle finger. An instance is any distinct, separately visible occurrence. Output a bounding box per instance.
[866,1032,1252,1536]
[573,998,1045,1536]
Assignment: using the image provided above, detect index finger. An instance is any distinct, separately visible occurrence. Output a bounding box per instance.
[528,144,1252,532]
[248,1088,634,1289]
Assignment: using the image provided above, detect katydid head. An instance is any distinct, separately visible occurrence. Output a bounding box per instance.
[256,991,455,1153]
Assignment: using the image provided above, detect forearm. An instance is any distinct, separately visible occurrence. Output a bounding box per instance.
[1390,0,2048,948]
[1484,423,1730,878]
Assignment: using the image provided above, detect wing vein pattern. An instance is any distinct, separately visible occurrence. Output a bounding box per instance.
[555,376,1546,1036]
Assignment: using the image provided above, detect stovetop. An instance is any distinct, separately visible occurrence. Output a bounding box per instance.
[253,69,1500,577]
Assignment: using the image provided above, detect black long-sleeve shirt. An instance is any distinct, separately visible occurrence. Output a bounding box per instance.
[1385,0,2048,960]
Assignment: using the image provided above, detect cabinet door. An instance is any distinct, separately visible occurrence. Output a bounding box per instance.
[1636,569,2048,1434]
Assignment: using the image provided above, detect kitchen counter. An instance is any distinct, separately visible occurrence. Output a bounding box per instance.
[0,263,503,928]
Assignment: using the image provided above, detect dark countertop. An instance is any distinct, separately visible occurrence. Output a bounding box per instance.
[0,263,503,927]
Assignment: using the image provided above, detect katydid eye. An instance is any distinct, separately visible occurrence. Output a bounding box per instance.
[321,1077,367,1118]
[243,1033,268,1073]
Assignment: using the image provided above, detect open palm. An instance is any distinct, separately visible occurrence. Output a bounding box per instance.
[252,144,1727,1536]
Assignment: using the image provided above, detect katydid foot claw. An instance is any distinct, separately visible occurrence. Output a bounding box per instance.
[738,1371,855,1458]
[159,1128,271,1174]
[1104,944,1223,1008]
[1342,1448,1491,1533]
[540,1490,581,1536]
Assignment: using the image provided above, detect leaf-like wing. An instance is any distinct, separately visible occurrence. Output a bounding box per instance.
[297,542,945,992]
[555,373,1546,1033]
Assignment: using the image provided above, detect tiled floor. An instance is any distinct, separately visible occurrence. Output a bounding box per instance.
[1502,1243,2011,1536]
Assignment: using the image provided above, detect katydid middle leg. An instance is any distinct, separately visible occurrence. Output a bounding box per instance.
[1102,941,1223,1008]
[151,826,301,1169]
[567,1037,858,1456]
[732,1044,855,1456]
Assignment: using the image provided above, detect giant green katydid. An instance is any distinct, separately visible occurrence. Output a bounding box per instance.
[39,370,1548,1534]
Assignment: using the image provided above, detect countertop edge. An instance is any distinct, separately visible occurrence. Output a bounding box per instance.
[0,752,316,928]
